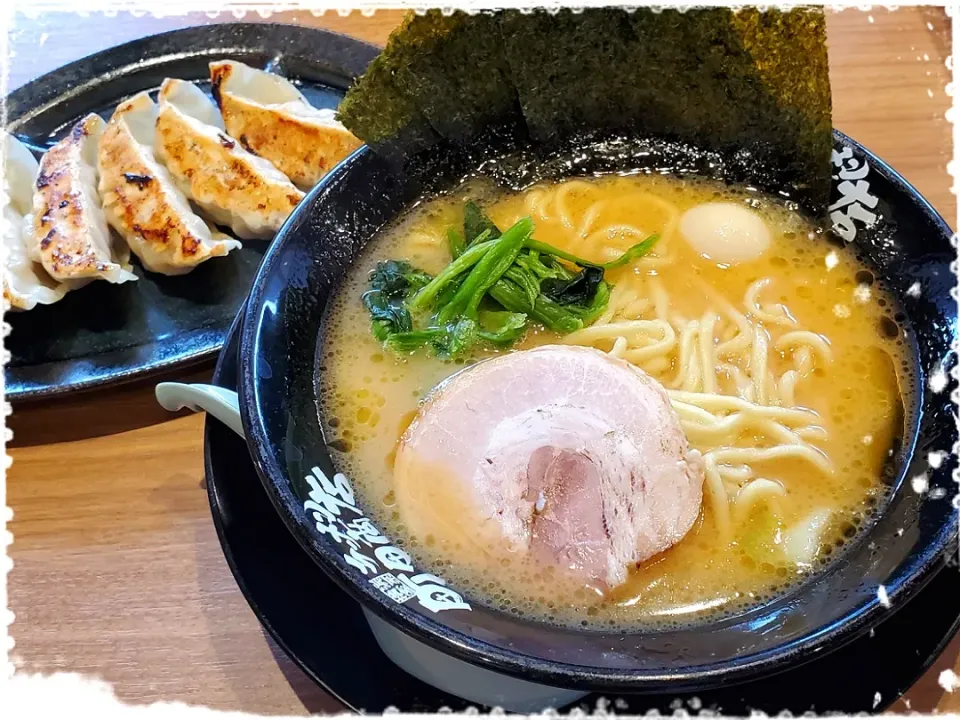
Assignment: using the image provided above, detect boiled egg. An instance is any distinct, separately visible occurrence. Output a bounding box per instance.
[679,202,772,264]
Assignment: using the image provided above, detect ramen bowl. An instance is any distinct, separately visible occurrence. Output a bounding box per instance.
[159,131,956,710]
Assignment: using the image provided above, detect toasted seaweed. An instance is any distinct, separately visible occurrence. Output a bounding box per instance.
[501,7,832,207]
[389,10,526,145]
[335,16,440,163]
[728,7,833,204]
[337,6,833,210]
[498,8,637,141]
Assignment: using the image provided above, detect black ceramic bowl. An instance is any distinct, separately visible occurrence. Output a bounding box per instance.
[236,131,957,698]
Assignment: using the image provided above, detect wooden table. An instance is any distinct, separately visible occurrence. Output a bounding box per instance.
[7,8,958,715]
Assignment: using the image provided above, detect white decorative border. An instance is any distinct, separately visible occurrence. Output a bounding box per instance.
[2,0,958,717]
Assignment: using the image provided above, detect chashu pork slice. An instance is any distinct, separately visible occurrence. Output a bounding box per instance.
[393,345,705,591]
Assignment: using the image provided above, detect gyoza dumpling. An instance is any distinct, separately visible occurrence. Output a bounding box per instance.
[210,60,362,189]
[3,132,68,310]
[98,92,242,276]
[154,78,304,240]
[28,114,137,286]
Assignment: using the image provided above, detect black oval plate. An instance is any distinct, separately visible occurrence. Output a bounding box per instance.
[4,23,378,403]
[206,309,960,714]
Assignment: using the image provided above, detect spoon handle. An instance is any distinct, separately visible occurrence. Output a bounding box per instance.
[155,382,245,438]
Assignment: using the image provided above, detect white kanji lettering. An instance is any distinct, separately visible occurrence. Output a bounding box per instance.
[345,517,391,546]
[306,506,361,549]
[831,147,854,167]
[395,572,471,611]
[310,466,356,507]
[839,159,869,181]
[832,146,869,178]
[831,204,879,242]
[407,573,446,586]
[829,180,879,212]
[414,584,472,614]
[304,480,355,520]
[375,546,415,572]
[344,547,379,575]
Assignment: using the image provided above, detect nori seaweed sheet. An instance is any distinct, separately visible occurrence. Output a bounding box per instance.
[500,7,832,206]
[389,9,526,146]
[498,8,637,141]
[337,7,833,210]
[335,15,440,164]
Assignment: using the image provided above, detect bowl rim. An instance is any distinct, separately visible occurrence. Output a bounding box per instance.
[237,131,959,691]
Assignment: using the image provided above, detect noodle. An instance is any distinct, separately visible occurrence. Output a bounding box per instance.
[734,479,786,524]
[745,278,797,327]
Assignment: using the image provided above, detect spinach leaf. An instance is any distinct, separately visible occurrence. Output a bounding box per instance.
[540,265,605,305]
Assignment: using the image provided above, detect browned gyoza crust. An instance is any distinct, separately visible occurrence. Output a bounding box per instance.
[98,93,240,275]
[210,61,362,189]
[155,79,304,240]
[29,114,131,284]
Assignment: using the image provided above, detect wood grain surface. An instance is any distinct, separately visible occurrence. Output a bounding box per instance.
[6,7,957,716]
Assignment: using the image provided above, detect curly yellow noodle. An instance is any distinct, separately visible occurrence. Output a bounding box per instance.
[734,479,787,524]
[745,279,798,327]
[555,180,602,232]
[707,445,833,475]
[698,311,719,394]
[751,326,770,405]
[777,331,833,366]
[704,455,733,544]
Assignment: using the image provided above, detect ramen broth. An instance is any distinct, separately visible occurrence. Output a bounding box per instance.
[318,174,913,630]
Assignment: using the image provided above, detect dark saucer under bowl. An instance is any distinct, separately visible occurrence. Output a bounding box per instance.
[206,308,960,714]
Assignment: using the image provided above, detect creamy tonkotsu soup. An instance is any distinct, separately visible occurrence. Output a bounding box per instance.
[318,174,913,630]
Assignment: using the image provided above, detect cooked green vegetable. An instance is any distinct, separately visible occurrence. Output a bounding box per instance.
[541,265,604,305]
[362,260,433,341]
[514,250,571,282]
[503,264,541,308]
[488,279,584,334]
[478,310,528,345]
[447,228,466,259]
[436,217,532,324]
[572,277,612,327]
[407,234,493,314]
[525,235,661,270]
[464,199,502,244]
[384,328,447,353]
[362,200,657,358]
